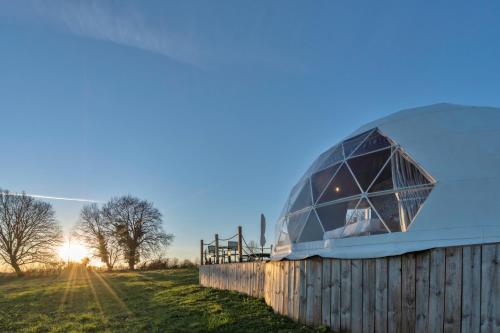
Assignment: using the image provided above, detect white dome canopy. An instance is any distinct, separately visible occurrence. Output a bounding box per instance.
[272,103,500,259]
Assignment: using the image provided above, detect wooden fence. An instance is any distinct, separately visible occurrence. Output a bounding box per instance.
[199,261,266,299]
[199,243,500,332]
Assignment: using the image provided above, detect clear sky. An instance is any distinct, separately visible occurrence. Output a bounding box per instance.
[1,0,500,261]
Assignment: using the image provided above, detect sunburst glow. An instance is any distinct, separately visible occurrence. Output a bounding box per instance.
[58,240,90,262]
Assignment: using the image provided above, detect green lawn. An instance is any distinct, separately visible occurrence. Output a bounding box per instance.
[0,266,322,332]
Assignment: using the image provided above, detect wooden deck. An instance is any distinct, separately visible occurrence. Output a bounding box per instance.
[199,243,500,332]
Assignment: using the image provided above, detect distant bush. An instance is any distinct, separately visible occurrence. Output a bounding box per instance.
[137,258,197,271]
[2,261,66,278]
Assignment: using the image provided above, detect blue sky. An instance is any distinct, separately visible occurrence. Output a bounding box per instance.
[1,0,500,260]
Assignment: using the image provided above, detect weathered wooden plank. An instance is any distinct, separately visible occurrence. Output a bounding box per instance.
[375,257,388,333]
[331,259,341,332]
[248,264,252,295]
[480,244,499,332]
[271,263,277,311]
[461,245,481,333]
[313,258,322,327]
[388,256,402,333]
[254,263,258,297]
[288,261,294,317]
[282,261,287,315]
[402,253,416,333]
[444,247,462,333]
[351,259,363,333]
[278,262,283,314]
[415,250,430,333]
[282,261,289,317]
[306,258,315,326]
[322,258,332,327]
[363,259,376,333]
[293,260,300,322]
[429,248,445,333]
[264,262,270,304]
[299,260,307,324]
[256,262,261,297]
[340,259,352,333]
[255,263,258,296]
[263,262,266,298]
[276,262,281,313]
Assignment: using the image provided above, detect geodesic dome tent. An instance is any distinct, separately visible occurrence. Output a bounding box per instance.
[272,103,500,259]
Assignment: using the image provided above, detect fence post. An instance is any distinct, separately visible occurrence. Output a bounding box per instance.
[215,234,219,264]
[238,226,243,262]
[200,239,204,265]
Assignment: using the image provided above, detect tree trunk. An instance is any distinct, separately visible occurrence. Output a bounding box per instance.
[106,262,113,271]
[128,258,135,270]
[127,247,136,270]
[11,261,23,277]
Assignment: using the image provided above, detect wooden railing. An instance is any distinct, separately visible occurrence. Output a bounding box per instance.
[200,226,271,265]
[199,243,500,332]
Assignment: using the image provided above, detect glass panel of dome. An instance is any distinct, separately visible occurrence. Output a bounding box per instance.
[277,231,290,246]
[368,156,394,193]
[397,188,433,230]
[339,199,389,238]
[278,198,289,221]
[318,163,361,203]
[348,148,391,191]
[275,217,290,246]
[287,209,311,243]
[368,194,402,232]
[352,129,391,156]
[393,150,432,189]
[298,209,324,242]
[311,163,341,203]
[316,145,343,171]
[289,179,312,213]
[342,129,373,158]
[316,198,360,232]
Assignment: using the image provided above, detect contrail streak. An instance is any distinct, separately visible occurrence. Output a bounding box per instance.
[1,192,100,203]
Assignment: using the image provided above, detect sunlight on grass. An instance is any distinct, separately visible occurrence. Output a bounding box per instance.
[0,268,321,333]
[91,270,134,317]
[58,264,77,312]
[83,268,108,326]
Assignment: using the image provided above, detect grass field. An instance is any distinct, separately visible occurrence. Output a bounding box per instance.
[0,266,322,333]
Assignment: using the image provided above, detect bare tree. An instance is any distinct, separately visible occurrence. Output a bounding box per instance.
[0,190,63,276]
[102,195,173,270]
[74,203,119,271]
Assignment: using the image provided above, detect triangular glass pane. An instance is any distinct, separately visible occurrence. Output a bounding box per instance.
[368,194,402,232]
[340,199,389,238]
[275,217,290,246]
[393,150,432,189]
[348,148,391,191]
[352,130,391,156]
[289,179,312,213]
[311,163,342,202]
[287,209,311,243]
[318,163,361,203]
[277,231,290,246]
[397,188,433,230]
[302,158,323,179]
[298,209,324,242]
[316,145,343,171]
[342,129,372,158]
[278,198,290,221]
[316,198,360,232]
[368,155,394,193]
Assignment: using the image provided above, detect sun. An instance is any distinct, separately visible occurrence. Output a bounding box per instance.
[58,240,90,262]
